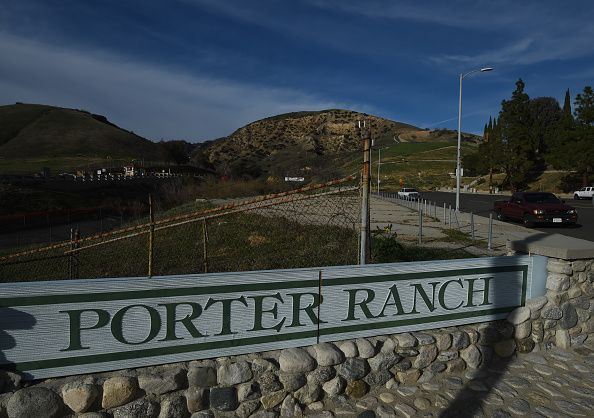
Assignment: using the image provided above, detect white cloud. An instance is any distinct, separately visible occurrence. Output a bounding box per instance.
[0,33,344,141]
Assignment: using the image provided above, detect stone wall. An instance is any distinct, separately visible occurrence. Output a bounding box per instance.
[2,253,593,417]
[0,321,520,418]
[505,257,594,353]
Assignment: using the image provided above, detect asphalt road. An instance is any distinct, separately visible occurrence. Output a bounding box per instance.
[421,191,594,242]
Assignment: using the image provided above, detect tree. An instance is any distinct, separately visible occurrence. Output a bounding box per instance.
[548,86,594,186]
[528,97,561,158]
[498,79,534,190]
[573,86,594,185]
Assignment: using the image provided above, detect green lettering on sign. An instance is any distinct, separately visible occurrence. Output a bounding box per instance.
[249,293,286,332]
[438,279,464,310]
[60,308,110,351]
[204,296,248,336]
[159,302,205,341]
[465,277,492,307]
[111,304,161,345]
[343,288,377,321]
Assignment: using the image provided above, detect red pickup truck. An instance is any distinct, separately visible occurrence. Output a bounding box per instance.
[494,192,578,227]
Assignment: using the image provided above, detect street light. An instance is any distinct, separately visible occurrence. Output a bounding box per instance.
[456,67,493,211]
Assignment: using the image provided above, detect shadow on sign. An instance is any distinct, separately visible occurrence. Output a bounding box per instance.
[0,307,36,385]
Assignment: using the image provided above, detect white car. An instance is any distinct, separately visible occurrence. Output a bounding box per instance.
[398,188,420,200]
[574,186,594,200]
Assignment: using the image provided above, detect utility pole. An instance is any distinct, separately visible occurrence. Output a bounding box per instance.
[359,120,371,265]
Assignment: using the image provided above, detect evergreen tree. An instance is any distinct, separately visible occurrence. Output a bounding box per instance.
[573,86,594,185]
[498,79,533,190]
[574,86,594,126]
[561,89,574,127]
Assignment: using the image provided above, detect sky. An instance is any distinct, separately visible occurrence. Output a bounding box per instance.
[0,0,593,142]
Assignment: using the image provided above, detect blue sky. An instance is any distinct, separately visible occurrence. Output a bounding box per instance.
[1,0,593,141]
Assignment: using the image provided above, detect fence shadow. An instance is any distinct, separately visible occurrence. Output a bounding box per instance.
[0,307,37,382]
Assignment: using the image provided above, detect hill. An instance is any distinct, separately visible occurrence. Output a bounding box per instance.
[191,108,479,183]
[0,103,172,173]
[191,109,426,180]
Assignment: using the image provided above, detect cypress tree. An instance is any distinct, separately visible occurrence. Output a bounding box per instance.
[561,89,574,128]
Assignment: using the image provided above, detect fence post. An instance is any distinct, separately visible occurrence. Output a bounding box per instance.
[443,203,446,224]
[68,228,74,279]
[148,194,155,277]
[418,209,423,244]
[449,205,452,226]
[74,228,80,279]
[202,218,209,273]
[470,212,475,240]
[488,213,493,251]
[359,124,371,265]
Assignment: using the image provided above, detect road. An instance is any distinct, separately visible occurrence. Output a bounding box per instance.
[421,191,594,242]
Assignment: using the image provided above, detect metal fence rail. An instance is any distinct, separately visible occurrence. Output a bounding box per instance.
[0,176,361,282]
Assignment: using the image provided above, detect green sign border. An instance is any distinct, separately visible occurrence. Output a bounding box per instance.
[1,264,528,373]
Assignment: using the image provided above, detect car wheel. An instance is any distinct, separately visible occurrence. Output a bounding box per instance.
[496,210,505,221]
[523,214,533,228]
[574,194,580,200]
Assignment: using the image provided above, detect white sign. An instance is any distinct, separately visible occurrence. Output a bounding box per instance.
[0,257,532,379]
[284,177,305,182]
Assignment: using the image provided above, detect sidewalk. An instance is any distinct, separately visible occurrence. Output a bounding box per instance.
[370,196,540,256]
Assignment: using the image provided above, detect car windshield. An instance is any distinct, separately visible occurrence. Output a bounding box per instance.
[524,193,561,204]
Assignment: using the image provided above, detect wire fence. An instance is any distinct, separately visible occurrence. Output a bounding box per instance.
[376,191,495,250]
[0,176,361,282]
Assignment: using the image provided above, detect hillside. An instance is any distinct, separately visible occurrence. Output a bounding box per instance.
[0,103,172,173]
[191,109,425,180]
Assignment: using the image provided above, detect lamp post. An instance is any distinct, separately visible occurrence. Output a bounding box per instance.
[456,67,493,211]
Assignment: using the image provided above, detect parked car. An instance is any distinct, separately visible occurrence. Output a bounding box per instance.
[494,192,578,227]
[397,187,420,200]
[574,186,594,200]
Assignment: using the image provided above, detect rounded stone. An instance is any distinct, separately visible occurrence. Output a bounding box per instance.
[413,397,431,410]
[413,333,435,346]
[507,307,531,325]
[186,387,208,413]
[451,331,470,350]
[368,352,401,372]
[356,339,376,358]
[111,398,159,418]
[307,366,335,386]
[436,333,452,351]
[102,376,139,409]
[515,321,532,339]
[322,376,346,396]
[560,302,578,329]
[279,373,306,392]
[160,394,189,418]
[7,387,64,418]
[61,383,99,413]
[412,345,437,368]
[188,366,217,387]
[460,345,482,369]
[314,343,344,366]
[260,390,287,410]
[494,340,516,358]
[218,361,253,385]
[516,338,535,353]
[209,387,238,411]
[395,333,417,348]
[337,358,369,381]
[391,358,411,372]
[379,392,395,403]
[345,380,368,398]
[279,348,316,373]
[337,341,358,358]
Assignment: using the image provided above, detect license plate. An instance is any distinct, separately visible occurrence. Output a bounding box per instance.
[553,218,562,223]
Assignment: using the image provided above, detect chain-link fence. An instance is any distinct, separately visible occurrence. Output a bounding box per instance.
[0,176,361,282]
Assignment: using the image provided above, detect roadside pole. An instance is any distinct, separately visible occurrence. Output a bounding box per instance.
[360,121,371,265]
